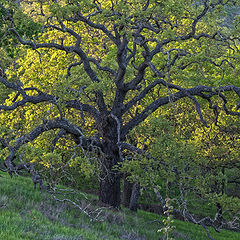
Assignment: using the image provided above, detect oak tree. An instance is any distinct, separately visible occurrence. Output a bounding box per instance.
[0,0,240,208]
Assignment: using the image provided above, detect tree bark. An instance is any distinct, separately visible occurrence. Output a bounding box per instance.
[98,115,122,208]
[99,147,121,207]
[99,167,121,207]
[129,183,140,211]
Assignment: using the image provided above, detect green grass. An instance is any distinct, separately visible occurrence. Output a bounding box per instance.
[0,172,239,240]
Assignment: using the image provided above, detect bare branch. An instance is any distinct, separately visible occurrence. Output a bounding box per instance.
[88,58,116,77]
[4,118,84,173]
[0,77,55,111]
[66,13,117,44]
[51,129,66,152]
[122,85,240,136]
[120,142,143,154]
[9,28,74,53]
[65,100,101,124]
[67,61,83,78]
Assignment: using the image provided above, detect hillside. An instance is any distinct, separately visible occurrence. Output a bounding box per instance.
[0,172,239,240]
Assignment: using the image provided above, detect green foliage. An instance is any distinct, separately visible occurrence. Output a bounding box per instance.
[158,198,176,240]
[121,111,240,221]
[0,1,41,56]
[121,116,197,187]
[70,156,96,178]
[0,0,239,224]
[1,172,240,240]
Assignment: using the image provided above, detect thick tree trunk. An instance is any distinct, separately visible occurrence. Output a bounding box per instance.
[99,144,121,207]
[99,169,121,207]
[98,115,122,208]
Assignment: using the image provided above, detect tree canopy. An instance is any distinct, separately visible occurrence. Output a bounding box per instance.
[0,1,240,225]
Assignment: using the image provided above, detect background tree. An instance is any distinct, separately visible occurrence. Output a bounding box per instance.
[0,0,240,210]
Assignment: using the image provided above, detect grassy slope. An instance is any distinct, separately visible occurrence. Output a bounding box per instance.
[0,173,239,240]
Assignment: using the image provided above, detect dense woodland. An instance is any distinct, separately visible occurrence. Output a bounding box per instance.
[0,0,240,239]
